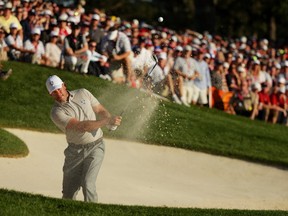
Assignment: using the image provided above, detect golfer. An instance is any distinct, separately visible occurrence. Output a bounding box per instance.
[46,75,121,202]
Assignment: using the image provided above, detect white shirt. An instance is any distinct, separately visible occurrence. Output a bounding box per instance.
[24,39,45,58]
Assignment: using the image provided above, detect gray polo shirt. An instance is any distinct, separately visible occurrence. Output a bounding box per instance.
[50,88,103,145]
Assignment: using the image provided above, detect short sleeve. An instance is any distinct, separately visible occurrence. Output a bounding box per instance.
[50,107,71,132]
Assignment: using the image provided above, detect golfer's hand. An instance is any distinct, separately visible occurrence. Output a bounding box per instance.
[109,116,122,126]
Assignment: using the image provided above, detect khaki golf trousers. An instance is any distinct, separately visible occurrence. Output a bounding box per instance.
[62,139,105,202]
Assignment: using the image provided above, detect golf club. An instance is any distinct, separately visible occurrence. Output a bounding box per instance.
[147,54,158,76]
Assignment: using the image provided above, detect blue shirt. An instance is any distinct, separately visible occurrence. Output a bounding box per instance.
[194,60,211,90]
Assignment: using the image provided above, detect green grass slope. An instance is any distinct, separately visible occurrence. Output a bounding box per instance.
[0,61,287,167]
[0,189,286,216]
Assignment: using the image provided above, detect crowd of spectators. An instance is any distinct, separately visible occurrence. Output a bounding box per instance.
[0,0,287,126]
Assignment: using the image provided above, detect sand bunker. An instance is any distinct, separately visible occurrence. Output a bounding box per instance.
[1,128,288,210]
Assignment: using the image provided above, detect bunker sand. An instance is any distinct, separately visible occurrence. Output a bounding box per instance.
[1,128,288,210]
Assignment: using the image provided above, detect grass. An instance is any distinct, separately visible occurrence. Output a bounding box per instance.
[0,128,28,157]
[0,61,288,215]
[0,189,287,216]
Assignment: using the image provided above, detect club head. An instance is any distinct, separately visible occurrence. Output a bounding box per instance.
[152,54,158,63]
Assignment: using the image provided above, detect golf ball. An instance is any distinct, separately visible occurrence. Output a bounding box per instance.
[158,17,164,22]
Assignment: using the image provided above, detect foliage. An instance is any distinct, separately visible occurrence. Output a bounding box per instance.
[85,0,288,42]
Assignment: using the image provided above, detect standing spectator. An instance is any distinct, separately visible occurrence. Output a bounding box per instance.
[21,9,37,42]
[0,2,22,34]
[143,52,169,96]
[89,14,104,50]
[173,45,199,106]
[193,50,212,106]
[101,26,133,84]
[63,22,89,74]
[23,28,47,65]
[45,31,62,68]
[58,13,71,46]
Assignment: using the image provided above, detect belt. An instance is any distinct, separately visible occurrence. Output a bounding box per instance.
[68,138,103,149]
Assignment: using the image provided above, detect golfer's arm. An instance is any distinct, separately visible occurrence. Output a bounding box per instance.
[66,104,112,132]
[66,118,110,133]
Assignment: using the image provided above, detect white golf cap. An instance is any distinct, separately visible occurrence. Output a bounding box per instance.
[107,29,118,40]
[278,77,286,84]
[9,22,18,29]
[50,30,59,37]
[92,14,100,20]
[252,82,262,91]
[31,28,41,35]
[46,75,63,94]
[58,13,68,21]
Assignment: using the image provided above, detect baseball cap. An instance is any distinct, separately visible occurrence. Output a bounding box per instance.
[92,14,100,20]
[107,28,118,40]
[31,28,41,35]
[50,30,59,37]
[184,45,192,51]
[5,2,12,9]
[252,82,261,91]
[278,77,286,84]
[9,22,18,29]
[46,75,63,94]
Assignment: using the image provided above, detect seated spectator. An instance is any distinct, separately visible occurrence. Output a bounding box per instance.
[23,28,47,65]
[257,82,271,122]
[5,22,25,61]
[87,39,110,80]
[45,31,62,68]
[0,25,9,61]
[63,22,89,74]
[270,78,287,124]
[229,81,260,120]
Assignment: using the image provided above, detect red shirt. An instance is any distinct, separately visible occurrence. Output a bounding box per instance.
[258,91,270,105]
[270,93,279,106]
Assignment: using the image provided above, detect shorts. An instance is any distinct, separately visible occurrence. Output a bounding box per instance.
[192,86,208,105]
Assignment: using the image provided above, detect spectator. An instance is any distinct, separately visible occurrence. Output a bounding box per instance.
[23,28,47,65]
[226,62,241,92]
[257,83,271,122]
[0,25,9,61]
[101,26,133,84]
[0,1,22,34]
[143,52,169,96]
[89,14,104,50]
[45,31,62,68]
[229,80,260,120]
[5,22,25,61]
[58,13,71,45]
[173,45,200,107]
[21,9,37,42]
[193,50,212,107]
[87,39,110,80]
[63,22,89,74]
